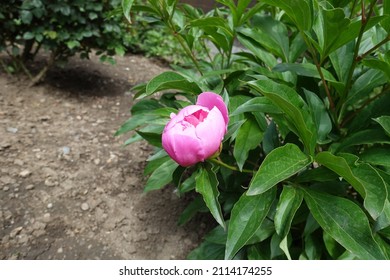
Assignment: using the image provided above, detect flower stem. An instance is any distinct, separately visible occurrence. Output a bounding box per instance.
[208,158,254,174]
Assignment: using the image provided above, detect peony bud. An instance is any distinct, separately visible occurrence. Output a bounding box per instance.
[162,92,229,167]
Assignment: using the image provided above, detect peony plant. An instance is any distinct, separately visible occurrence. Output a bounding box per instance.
[118,0,390,260]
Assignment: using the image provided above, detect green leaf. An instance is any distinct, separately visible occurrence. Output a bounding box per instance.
[248,79,317,155]
[261,0,313,31]
[248,144,311,196]
[144,71,201,98]
[335,129,390,152]
[301,188,386,260]
[312,5,350,60]
[274,186,303,238]
[237,33,278,68]
[329,41,354,83]
[144,157,178,192]
[178,195,207,226]
[23,31,35,40]
[363,58,390,79]
[233,115,264,171]
[250,15,290,61]
[225,188,276,260]
[315,152,388,220]
[230,97,281,116]
[374,116,390,137]
[122,0,135,23]
[279,235,292,260]
[273,63,344,92]
[346,69,388,107]
[360,147,390,168]
[196,166,226,230]
[304,89,332,144]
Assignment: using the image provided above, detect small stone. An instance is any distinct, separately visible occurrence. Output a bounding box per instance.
[92,138,99,144]
[43,213,51,222]
[14,159,24,166]
[10,226,23,238]
[81,202,90,211]
[3,186,10,192]
[0,142,11,150]
[25,185,34,190]
[62,146,71,155]
[19,169,31,178]
[7,127,18,133]
[44,178,58,187]
[93,158,101,165]
[47,203,53,209]
[57,247,63,254]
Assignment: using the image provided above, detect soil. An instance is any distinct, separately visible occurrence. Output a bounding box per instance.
[0,53,210,259]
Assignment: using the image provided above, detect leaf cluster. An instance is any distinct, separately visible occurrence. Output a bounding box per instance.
[118,0,390,260]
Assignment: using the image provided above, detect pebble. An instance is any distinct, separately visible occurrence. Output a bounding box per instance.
[3,186,10,192]
[62,146,71,155]
[7,127,18,133]
[93,158,101,165]
[47,203,53,209]
[43,213,51,222]
[14,159,24,166]
[25,184,35,190]
[57,247,63,254]
[81,202,90,211]
[9,226,23,238]
[44,178,58,187]
[19,169,31,178]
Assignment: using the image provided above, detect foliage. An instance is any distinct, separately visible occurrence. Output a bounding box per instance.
[118,0,390,259]
[0,0,130,83]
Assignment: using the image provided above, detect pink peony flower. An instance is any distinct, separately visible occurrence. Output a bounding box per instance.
[162,92,229,167]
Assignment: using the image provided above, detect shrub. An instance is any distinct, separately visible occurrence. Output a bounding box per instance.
[118,0,390,260]
[0,0,130,84]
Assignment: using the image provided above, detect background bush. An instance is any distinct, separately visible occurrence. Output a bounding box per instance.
[118,0,390,260]
[0,0,131,83]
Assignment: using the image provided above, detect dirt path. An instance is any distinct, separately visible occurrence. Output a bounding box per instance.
[0,54,208,259]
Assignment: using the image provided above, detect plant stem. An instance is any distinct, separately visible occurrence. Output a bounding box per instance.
[341,0,378,104]
[356,35,390,62]
[340,84,389,128]
[208,158,254,174]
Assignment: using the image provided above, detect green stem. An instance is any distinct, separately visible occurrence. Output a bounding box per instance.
[208,158,254,174]
[356,35,390,62]
[339,0,378,110]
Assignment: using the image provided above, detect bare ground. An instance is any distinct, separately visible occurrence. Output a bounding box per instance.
[0,53,209,259]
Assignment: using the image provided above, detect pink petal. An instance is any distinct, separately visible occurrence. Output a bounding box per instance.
[197,92,229,127]
[194,107,226,158]
[162,120,205,167]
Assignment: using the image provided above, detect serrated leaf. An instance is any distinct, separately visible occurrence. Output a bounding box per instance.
[247,144,311,196]
[302,188,386,260]
[233,115,264,171]
[248,79,317,155]
[196,166,226,230]
[144,157,178,192]
[274,186,303,238]
[225,188,276,260]
[315,152,388,220]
